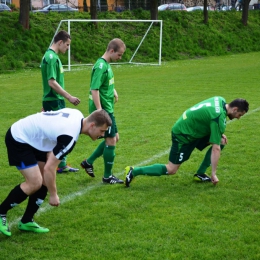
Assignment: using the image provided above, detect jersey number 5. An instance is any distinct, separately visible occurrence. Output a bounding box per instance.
[190,102,211,111]
[179,153,184,162]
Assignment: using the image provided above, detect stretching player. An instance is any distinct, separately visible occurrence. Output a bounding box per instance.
[0,108,111,236]
[125,97,249,187]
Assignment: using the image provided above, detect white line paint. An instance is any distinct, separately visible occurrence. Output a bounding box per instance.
[8,106,259,228]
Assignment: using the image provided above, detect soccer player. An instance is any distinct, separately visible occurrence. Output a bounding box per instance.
[80,38,126,184]
[41,30,81,174]
[0,108,112,237]
[125,97,249,187]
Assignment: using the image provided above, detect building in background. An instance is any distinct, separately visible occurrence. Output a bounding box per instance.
[3,0,258,10]
[3,0,81,9]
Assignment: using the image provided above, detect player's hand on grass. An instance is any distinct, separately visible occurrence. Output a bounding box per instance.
[49,194,60,206]
[211,174,219,185]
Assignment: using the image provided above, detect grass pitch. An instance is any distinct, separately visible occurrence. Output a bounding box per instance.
[0,53,260,259]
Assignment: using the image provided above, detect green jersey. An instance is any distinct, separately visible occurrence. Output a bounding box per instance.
[89,58,114,113]
[172,96,227,145]
[41,49,65,101]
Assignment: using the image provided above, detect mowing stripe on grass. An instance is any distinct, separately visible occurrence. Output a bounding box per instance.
[8,106,259,229]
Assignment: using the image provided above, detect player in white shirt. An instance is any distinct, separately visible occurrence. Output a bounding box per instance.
[0,108,111,237]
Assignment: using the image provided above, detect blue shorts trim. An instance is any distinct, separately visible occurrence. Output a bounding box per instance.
[16,162,38,170]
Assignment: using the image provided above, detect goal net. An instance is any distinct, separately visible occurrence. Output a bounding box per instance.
[50,19,163,71]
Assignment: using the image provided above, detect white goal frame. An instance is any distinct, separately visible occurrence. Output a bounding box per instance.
[50,19,163,71]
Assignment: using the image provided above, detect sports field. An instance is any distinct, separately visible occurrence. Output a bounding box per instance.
[0,52,260,259]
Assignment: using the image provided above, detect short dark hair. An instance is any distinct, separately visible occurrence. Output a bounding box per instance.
[107,38,126,52]
[54,30,71,43]
[229,98,249,113]
[87,109,112,127]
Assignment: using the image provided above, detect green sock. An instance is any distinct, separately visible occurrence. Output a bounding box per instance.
[103,145,115,178]
[58,156,67,168]
[197,145,225,174]
[133,164,167,177]
[87,140,105,164]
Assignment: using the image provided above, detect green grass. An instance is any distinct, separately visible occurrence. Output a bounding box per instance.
[0,52,260,259]
[1,10,260,71]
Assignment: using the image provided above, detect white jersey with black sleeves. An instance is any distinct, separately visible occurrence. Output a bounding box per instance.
[11,108,83,152]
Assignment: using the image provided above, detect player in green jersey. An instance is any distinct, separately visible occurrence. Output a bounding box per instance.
[41,30,80,174]
[81,38,126,184]
[125,97,249,187]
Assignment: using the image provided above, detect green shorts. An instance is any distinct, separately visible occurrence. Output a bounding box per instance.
[169,134,210,164]
[42,99,65,112]
[105,113,118,138]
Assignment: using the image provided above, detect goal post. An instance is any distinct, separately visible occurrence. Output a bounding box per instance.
[50,19,163,71]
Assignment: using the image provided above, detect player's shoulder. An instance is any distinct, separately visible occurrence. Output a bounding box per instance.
[61,108,84,118]
[217,96,226,103]
[44,49,58,62]
[94,58,108,71]
[211,96,226,103]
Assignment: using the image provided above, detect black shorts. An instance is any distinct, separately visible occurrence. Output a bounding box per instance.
[169,133,210,164]
[5,128,47,169]
[104,113,118,138]
[42,99,66,111]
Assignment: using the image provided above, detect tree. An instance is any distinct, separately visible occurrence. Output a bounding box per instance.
[83,0,88,12]
[19,0,30,30]
[90,0,97,20]
[203,0,208,24]
[241,0,250,25]
[150,0,158,20]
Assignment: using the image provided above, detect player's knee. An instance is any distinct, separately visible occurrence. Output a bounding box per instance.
[29,176,43,193]
[167,170,177,175]
[106,136,117,146]
[166,163,179,175]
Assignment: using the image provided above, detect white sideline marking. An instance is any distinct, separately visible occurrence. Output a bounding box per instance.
[8,106,259,228]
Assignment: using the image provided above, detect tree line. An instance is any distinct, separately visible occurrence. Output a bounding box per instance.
[18,0,252,30]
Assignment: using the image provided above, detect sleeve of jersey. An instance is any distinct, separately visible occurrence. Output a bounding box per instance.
[209,121,222,145]
[90,62,107,90]
[53,135,76,160]
[46,55,58,81]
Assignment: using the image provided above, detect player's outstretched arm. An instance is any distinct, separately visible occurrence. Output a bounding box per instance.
[48,79,80,106]
[43,152,60,206]
[91,90,102,110]
[114,89,118,103]
[211,144,221,185]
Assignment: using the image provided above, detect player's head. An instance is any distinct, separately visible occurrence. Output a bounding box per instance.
[227,98,249,120]
[84,110,112,140]
[106,38,126,61]
[53,30,71,54]
[54,30,71,43]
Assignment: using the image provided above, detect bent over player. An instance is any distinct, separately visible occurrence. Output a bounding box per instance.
[0,108,111,237]
[125,97,249,187]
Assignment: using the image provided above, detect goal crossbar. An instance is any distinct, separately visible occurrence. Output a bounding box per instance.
[51,19,163,71]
